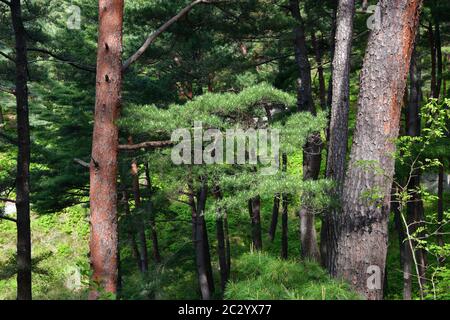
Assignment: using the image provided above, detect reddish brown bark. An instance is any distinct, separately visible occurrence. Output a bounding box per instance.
[89,0,124,299]
[334,0,423,300]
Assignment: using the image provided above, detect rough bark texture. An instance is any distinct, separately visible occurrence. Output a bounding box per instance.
[334,0,423,300]
[11,0,32,300]
[321,0,355,273]
[89,0,124,299]
[248,196,262,251]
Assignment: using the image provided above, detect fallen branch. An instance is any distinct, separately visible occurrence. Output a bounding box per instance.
[118,140,173,151]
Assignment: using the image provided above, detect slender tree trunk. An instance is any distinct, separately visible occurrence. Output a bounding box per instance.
[334,0,423,300]
[321,0,355,272]
[213,187,229,292]
[326,1,337,111]
[224,210,231,280]
[437,164,444,264]
[289,0,321,262]
[434,15,442,99]
[144,162,161,263]
[406,46,428,291]
[268,194,280,242]
[248,196,262,251]
[289,0,314,112]
[130,157,148,272]
[311,32,326,110]
[190,177,214,300]
[121,190,142,270]
[89,0,124,299]
[428,21,437,98]
[11,0,31,300]
[281,153,288,259]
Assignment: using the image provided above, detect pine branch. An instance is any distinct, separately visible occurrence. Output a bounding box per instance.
[0,215,16,223]
[122,0,217,71]
[0,85,16,95]
[0,50,14,62]
[27,48,95,72]
[0,197,15,202]
[73,158,90,169]
[0,132,18,145]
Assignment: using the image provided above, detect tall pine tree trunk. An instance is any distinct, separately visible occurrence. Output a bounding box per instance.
[89,0,124,299]
[11,0,32,300]
[334,0,423,300]
[321,0,355,272]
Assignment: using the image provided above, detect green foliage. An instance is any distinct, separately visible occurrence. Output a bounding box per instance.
[224,252,361,300]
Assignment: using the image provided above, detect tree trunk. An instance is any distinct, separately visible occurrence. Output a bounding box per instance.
[191,177,214,299]
[213,187,229,292]
[248,196,262,251]
[144,162,161,263]
[437,163,444,264]
[321,0,355,272]
[289,0,321,262]
[289,0,314,113]
[334,0,423,300]
[89,0,124,299]
[268,194,280,242]
[311,32,326,110]
[11,0,31,300]
[406,46,428,292]
[281,153,288,259]
[130,157,148,272]
[121,190,142,270]
[428,21,437,98]
[434,14,442,99]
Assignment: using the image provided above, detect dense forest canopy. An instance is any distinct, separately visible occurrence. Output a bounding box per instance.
[0,0,449,301]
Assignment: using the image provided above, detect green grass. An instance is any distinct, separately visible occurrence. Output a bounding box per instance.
[224,251,361,300]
